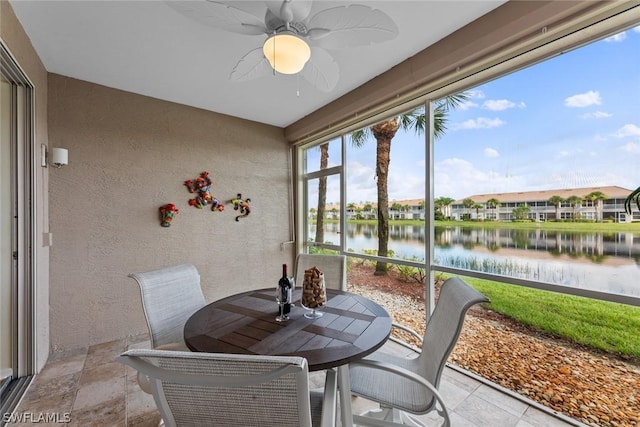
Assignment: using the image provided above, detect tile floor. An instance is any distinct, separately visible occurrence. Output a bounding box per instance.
[7,335,586,427]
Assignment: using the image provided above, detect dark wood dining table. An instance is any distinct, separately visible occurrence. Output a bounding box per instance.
[184,287,392,427]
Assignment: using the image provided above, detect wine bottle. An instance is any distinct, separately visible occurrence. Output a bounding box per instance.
[278,264,292,314]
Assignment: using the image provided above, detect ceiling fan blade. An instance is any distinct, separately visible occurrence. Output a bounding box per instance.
[166,1,267,36]
[230,48,272,82]
[301,47,339,93]
[307,4,398,49]
[265,1,313,24]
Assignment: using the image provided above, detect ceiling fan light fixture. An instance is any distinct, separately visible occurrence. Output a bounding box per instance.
[263,33,311,75]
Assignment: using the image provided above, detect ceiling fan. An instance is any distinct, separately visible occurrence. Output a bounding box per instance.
[167,1,398,92]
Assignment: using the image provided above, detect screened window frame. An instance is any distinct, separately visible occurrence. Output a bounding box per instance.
[298,137,346,254]
[294,10,640,308]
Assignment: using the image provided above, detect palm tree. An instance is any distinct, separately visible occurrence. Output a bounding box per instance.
[512,204,531,221]
[434,196,455,219]
[462,198,475,220]
[566,195,582,221]
[350,93,470,275]
[390,202,403,220]
[548,195,564,221]
[314,143,329,245]
[472,203,483,220]
[486,198,500,221]
[584,191,607,222]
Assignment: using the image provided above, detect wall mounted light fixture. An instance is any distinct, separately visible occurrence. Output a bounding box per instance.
[41,144,69,168]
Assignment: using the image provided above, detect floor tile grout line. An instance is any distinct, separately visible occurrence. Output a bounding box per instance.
[69,349,89,417]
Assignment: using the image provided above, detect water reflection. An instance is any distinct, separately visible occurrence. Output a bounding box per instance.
[311,223,640,297]
[435,227,640,265]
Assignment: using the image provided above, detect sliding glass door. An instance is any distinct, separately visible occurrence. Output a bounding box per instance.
[0,42,35,412]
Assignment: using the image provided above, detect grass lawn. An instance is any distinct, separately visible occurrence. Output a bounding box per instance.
[463,277,640,360]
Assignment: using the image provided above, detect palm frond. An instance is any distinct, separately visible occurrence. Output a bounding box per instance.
[436,92,470,112]
[398,107,426,136]
[350,128,371,148]
[349,91,470,145]
[624,187,640,214]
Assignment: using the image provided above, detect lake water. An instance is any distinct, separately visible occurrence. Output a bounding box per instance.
[311,223,640,298]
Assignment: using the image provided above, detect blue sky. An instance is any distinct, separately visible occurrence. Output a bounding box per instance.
[309,25,640,204]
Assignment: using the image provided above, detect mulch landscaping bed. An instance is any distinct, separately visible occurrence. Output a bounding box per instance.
[347,263,640,427]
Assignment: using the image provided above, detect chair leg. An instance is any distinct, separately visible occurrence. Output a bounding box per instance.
[394,410,426,427]
[354,407,431,427]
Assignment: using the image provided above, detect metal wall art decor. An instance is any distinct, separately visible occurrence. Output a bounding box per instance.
[184,171,224,212]
[159,203,179,227]
[230,193,251,221]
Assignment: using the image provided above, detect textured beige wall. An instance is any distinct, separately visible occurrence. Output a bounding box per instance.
[48,74,294,352]
[1,1,50,371]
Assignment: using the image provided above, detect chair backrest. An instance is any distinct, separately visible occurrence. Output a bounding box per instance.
[418,277,489,389]
[117,349,313,427]
[130,264,206,349]
[294,254,347,291]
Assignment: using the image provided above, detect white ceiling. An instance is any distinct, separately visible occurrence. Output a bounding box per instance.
[9,0,505,127]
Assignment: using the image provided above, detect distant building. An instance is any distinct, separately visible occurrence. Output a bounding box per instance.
[320,199,426,220]
[312,186,638,223]
[450,186,637,223]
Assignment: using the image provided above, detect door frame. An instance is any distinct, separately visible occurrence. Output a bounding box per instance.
[0,40,36,381]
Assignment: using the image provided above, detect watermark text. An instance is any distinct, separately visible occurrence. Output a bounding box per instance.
[2,412,71,423]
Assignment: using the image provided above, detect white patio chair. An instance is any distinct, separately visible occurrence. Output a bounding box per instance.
[129,263,206,392]
[294,254,347,291]
[348,277,489,427]
[117,349,337,427]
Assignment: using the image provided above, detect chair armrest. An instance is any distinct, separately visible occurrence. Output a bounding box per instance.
[134,342,191,394]
[349,359,450,427]
[321,368,338,427]
[388,322,423,353]
[391,322,423,343]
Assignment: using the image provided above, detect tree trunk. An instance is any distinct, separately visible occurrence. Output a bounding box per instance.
[315,143,329,245]
[371,118,399,276]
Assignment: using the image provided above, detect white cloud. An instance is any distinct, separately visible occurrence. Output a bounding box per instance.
[482,99,525,111]
[343,161,377,202]
[619,142,640,154]
[469,89,485,99]
[484,148,499,158]
[634,26,640,33]
[580,111,612,119]
[604,32,627,42]
[564,91,602,107]
[341,161,427,203]
[614,124,640,138]
[388,172,425,201]
[556,148,588,160]
[457,100,478,111]
[434,158,524,199]
[454,117,505,130]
